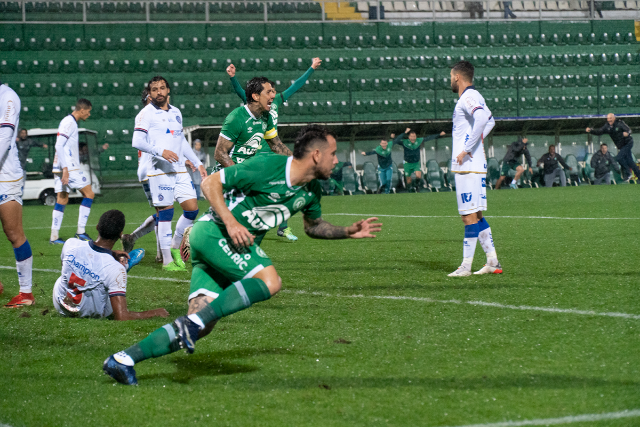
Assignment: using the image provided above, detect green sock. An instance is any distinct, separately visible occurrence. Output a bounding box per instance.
[196,278,271,325]
[125,324,181,364]
[278,221,288,231]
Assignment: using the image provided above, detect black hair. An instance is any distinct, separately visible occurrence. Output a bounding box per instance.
[549,144,555,149]
[141,87,150,106]
[451,60,475,82]
[97,209,126,241]
[76,98,92,110]
[245,77,273,104]
[293,124,334,159]
[147,75,169,90]
[601,143,608,147]
[408,130,417,136]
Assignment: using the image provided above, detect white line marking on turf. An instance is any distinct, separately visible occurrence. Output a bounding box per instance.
[324,213,640,220]
[446,408,640,427]
[5,266,637,320]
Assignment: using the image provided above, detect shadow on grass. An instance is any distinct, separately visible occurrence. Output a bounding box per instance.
[137,347,291,384]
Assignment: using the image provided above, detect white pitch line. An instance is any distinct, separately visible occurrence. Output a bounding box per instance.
[446,408,640,427]
[324,213,640,220]
[4,266,638,320]
[22,219,177,230]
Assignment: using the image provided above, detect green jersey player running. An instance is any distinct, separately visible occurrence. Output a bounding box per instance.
[103,125,382,385]
[224,58,322,241]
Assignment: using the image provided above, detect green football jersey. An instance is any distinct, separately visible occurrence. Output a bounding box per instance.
[217,105,276,168]
[202,154,322,237]
[256,96,284,155]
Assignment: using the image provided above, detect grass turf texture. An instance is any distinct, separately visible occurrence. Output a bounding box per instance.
[1,185,638,427]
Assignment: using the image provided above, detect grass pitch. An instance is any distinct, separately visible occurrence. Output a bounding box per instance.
[0,185,639,427]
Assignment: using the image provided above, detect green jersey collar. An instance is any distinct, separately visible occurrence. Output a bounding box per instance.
[285,156,300,190]
[244,104,257,120]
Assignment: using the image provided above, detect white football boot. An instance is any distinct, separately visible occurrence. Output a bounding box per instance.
[448,264,472,277]
[473,262,503,275]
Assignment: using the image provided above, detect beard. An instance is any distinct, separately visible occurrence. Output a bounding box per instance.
[451,81,458,93]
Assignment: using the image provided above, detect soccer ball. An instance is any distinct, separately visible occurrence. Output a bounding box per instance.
[179,226,192,263]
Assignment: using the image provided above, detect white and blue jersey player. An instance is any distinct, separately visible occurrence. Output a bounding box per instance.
[0,81,35,308]
[132,76,207,272]
[50,99,95,244]
[448,61,502,277]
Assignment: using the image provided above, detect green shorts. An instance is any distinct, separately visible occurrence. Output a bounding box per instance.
[501,161,520,176]
[188,220,272,301]
[403,161,421,177]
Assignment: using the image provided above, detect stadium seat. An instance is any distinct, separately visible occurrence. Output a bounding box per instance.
[486,157,500,188]
[564,154,581,185]
[425,159,444,192]
[361,162,379,193]
[341,165,361,195]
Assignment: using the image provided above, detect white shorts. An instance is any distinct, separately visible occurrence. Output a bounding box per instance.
[54,169,90,193]
[0,178,23,206]
[141,180,153,207]
[455,173,487,216]
[148,172,196,207]
[52,277,113,319]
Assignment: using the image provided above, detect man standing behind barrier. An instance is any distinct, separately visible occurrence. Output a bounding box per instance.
[586,113,639,182]
[495,137,532,189]
[590,143,620,185]
[361,137,393,194]
[537,144,571,187]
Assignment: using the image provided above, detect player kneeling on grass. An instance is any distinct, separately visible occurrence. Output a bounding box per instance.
[103,125,382,385]
[53,209,169,320]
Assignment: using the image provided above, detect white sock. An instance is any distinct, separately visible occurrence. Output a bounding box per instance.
[158,220,173,265]
[155,224,161,257]
[510,178,517,185]
[132,215,156,241]
[16,256,33,293]
[77,205,91,234]
[462,223,479,268]
[478,228,499,266]
[51,210,64,241]
[171,214,194,249]
[114,351,135,367]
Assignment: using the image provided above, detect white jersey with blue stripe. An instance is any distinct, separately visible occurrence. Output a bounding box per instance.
[134,103,187,176]
[53,114,80,173]
[0,84,24,182]
[53,239,127,318]
[450,86,491,174]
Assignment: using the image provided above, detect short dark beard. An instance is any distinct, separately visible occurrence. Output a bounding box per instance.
[451,82,458,93]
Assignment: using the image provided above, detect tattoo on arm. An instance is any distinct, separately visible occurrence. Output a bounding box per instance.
[266,136,293,156]
[303,216,348,239]
[214,136,236,168]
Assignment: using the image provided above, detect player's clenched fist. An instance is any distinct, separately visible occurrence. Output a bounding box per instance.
[311,58,322,69]
[226,64,236,77]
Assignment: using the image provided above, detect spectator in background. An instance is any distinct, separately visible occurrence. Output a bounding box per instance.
[537,144,571,187]
[587,113,639,182]
[361,137,393,194]
[503,1,517,18]
[393,128,446,193]
[79,142,109,165]
[16,128,47,177]
[495,137,533,189]
[467,1,484,18]
[590,143,620,185]
[593,1,603,18]
[188,139,207,199]
[328,160,345,195]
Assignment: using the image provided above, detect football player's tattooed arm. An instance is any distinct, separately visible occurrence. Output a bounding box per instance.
[266,135,292,156]
[213,135,235,168]
[303,215,382,239]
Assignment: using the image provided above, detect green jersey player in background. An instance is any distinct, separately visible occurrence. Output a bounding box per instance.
[103,125,382,385]
[224,58,322,241]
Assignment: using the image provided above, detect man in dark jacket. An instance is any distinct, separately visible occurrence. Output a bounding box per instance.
[16,128,47,174]
[393,128,445,192]
[537,144,572,187]
[587,113,639,182]
[362,137,393,194]
[590,143,620,185]
[495,137,533,189]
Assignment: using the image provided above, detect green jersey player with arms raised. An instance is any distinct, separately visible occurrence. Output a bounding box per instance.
[103,125,382,385]
[224,58,322,241]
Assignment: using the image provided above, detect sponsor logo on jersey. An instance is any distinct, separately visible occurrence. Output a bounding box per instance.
[461,192,472,203]
[0,194,7,202]
[158,185,173,191]
[481,178,486,188]
[237,146,257,156]
[269,180,285,185]
[166,129,183,137]
[67,254,100,280]
[248,127,253,133]
[255,246,268,258]
[268,192,281,202]
[241,204,291,230]
[218,238,251,270]
[245,133,264,149]
[175,115,181,124]
[293,197,306,211]
[158,194,164,201]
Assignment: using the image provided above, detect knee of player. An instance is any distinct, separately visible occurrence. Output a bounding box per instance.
[56,193,69,203]
[5,229,26,246]
[264,275,282,296]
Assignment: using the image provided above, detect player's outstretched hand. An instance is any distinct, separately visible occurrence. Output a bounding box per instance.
[348,217,382,239]
[198,165,208,180]
[311,57,322,69]
[585,127,591,133]
[162,149,179,163]
[226,64,236,77]
[440,131,446,136]
[227,220,255,248]
[155,308,170,318]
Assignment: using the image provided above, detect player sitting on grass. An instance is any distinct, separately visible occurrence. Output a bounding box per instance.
[53,209,167,320]
[103,125,382,385]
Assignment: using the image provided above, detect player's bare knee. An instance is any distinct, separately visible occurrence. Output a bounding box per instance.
[81,187,94,199]
[3,227,25,246]
[57,193,69,204]
[181,199,198,212]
